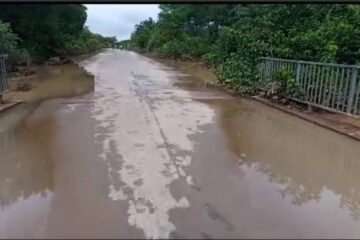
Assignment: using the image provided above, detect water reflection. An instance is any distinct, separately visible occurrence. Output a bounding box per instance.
[9,63,94,102]
[0,103,55,209]
[0,62,94,209]
[214,98,360,220]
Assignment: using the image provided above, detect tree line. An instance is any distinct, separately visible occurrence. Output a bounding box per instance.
[126,4,360,92]
[0,4,117,68]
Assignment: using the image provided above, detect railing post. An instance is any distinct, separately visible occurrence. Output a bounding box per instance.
[295,61,301,83]
[264,57,270,81]
[346,67,358,114]
[0,55,8,99]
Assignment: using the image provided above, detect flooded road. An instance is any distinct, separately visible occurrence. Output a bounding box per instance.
[1,49,360,238]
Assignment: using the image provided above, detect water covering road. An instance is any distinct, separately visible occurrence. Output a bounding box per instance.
[1,49,360,238]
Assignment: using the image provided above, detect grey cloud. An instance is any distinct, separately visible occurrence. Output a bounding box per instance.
[85,4,160,41]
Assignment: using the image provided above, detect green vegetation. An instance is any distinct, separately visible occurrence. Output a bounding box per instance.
[264,68,304,100]
[127,4,360,93]
[0,20,29,67]
[0,4,117,68]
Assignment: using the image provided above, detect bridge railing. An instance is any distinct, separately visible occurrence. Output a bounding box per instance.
[260,57,360,116]
[0,54,8,97]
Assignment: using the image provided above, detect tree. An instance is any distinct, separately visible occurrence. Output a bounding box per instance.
[127,4,360,92]
[0,4,87,59]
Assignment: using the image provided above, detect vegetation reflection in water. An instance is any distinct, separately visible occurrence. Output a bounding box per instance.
[212,98,360,220]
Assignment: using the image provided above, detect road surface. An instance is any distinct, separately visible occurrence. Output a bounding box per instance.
[1,49,360,238]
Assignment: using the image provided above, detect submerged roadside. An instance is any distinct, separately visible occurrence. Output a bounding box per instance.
[138,50,360,141]
[0,59,94,123]
[2,48,360,142]
[1,48,99,106]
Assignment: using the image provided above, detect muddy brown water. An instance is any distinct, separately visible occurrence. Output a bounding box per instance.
[1,49,360,238]
[8,64,94,103]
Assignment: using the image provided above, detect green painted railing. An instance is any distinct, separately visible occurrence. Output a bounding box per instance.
[260,57,360,117]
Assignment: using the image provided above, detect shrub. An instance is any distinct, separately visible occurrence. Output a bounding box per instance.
[0,20,30,68]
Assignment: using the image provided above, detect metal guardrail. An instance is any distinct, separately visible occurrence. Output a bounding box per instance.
[260,57,360,116]
[0,54,8,97]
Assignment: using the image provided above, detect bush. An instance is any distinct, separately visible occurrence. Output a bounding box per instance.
[263,68,304,99]
[0,20,29,68]
[158,40,184,57]
[0,21,18,54]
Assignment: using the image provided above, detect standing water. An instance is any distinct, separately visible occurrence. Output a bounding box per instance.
[0,50,360,238]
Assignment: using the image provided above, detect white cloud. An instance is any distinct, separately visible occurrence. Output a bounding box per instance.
[85,4,160,41]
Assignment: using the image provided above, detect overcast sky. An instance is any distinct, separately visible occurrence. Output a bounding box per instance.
[85,4,160,41]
